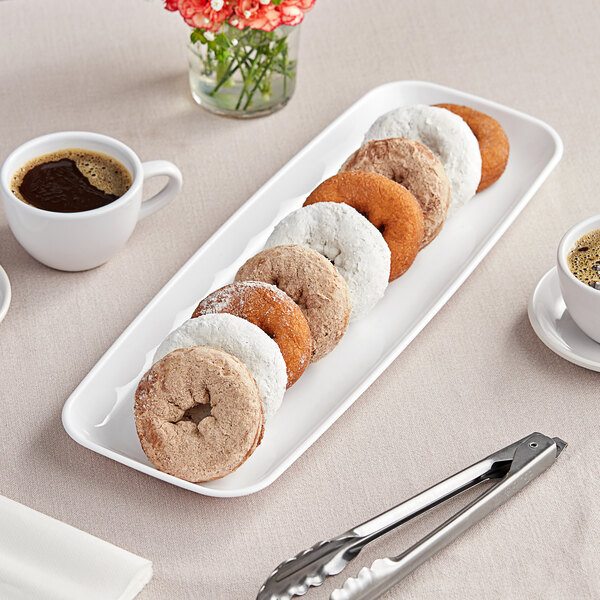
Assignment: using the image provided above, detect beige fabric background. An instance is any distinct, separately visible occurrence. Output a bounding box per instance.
[0,0,598,598]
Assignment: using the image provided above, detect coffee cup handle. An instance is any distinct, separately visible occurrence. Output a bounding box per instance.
[138,161,183,221]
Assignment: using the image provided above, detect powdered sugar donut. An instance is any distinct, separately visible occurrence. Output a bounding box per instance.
[154,313,287,421]
[265,202,390,321]
[365,104,481,214]
[304,172,424,281]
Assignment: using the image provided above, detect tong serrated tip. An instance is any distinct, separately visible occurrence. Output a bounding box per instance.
[330,558,397,600]
[256,536,359,600]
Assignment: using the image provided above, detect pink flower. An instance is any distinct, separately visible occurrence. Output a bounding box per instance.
[279,0,315,11]
[232,0,282,32]
[278,0,311,26]
[176,0,234,31]
[166,0,316,33]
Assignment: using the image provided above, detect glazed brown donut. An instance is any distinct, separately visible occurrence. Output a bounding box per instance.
[339,138,450,248]
[134,346,264,483]
[304,171,424,281]
[235,245,351,363]
[192,281,312,388]
[435,103,509,192]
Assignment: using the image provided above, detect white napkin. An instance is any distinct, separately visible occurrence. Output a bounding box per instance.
[0,494,152,600]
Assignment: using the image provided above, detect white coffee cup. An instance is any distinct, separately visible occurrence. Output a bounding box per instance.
[557,214,600,343]
[0,131,182,271]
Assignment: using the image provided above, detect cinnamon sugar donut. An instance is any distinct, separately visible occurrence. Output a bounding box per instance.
[134,346,264,483]
[435,103,509,192]
[235,245,351,362]
[192,281,312,388]
[154,314,287,421]
[339,138,450,248]
[304,172,424,281]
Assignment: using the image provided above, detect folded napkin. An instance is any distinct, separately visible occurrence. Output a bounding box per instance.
[0,494,152,600]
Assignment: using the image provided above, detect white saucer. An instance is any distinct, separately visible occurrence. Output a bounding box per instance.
[528,267,600,371]
[0,265,11,324]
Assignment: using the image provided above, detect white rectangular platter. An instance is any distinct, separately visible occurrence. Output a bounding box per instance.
[62,81,563,497]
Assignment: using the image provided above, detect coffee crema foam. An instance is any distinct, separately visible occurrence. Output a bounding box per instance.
[11,148,132,203]
[567,228,600,288]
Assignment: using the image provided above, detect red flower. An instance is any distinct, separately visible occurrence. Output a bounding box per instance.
[280,0,315,11]
[278,0,312,26]
[232,0,282,32]
[177,0,234,31]
[166,0,315,33]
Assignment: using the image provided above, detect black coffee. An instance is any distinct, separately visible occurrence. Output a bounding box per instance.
[11,148,132,213]
[567,228,600,289]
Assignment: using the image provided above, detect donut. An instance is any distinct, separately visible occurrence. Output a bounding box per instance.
[435,103,509,192]
[134,346,264,483]
[339,138,450,248]
[154,313,287,421]
[304,172,424,281]
[265,202,390,320]
[235,245,351,362]
[192,281,312,388]
[364,104,481,214]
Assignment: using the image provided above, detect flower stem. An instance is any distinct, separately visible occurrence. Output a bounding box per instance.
[241,49,278,110]
[282,41,288,98]
[236,48,261,110]
[211,45,253,95]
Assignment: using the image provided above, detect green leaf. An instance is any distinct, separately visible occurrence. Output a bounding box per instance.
[215,33,231,49]
[191,29,208,45]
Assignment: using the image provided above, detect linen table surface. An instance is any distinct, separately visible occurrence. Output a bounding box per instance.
[0,0,598,598]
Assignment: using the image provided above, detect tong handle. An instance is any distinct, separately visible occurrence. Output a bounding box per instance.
[349,432,542,543]
[352,455,500,542]
[331,433,563,600]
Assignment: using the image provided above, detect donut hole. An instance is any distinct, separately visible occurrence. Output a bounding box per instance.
[181,402,212,425]
[321,245,341,266]
[355,208,386,235]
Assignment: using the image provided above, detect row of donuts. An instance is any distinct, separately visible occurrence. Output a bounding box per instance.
[133,102,510,483]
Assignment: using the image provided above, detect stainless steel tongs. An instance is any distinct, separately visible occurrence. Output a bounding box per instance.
[257,432,566,600]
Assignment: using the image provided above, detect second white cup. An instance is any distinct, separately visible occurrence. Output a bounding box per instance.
[557,214,600,343]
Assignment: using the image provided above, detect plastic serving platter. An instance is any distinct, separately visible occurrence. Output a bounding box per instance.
[62,81,563,497]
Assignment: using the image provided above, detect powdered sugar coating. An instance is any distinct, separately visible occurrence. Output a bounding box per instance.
[265,202,390,320]
[365,104,482,214]
[197,281,294,320]
[154,313,287,421]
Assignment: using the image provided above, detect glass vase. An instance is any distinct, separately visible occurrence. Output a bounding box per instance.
[187,24,300,118]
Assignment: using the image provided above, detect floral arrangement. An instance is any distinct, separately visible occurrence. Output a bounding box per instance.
[166,1,316,115]
[166,0,315,33]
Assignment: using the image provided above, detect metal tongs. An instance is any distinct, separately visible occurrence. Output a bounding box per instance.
[257,432,566,600]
